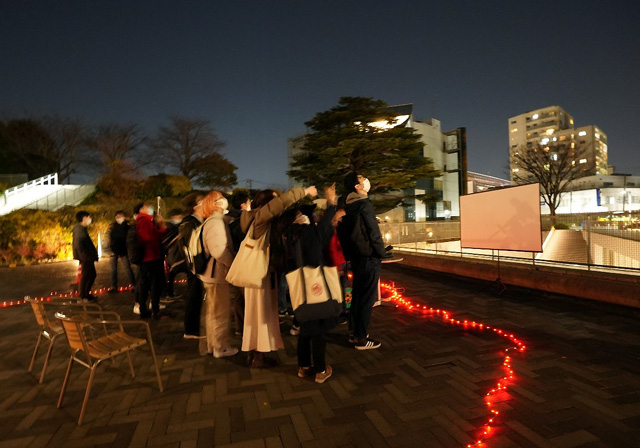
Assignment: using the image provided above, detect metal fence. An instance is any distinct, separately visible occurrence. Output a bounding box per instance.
[380,211,640,274]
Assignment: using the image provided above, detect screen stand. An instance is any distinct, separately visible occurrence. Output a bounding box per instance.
[482,250,507,295]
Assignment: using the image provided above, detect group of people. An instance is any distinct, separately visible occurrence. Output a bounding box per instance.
[71,171,389,384]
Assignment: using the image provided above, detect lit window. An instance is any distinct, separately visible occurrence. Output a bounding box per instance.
[541,137,549,145]
[546,129,554,135]
[552,137,557,141]
[578,131,587,136]
[570,119,574,125]
[552,154,558,161]
[532,114,539,119]
[571,142,575,148]
[511,128,518,133]
[595,132,600,139]
[579,159,587,164]
[512,168,519,172]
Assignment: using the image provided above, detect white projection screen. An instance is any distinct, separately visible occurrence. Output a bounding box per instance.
[460,183,542,252]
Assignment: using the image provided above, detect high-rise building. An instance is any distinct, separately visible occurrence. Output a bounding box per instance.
[508,105,608,183]
[288,104,467,221]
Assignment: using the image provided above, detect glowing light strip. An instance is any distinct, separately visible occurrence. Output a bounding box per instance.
[1,279,188,308]
[379,281,526,448]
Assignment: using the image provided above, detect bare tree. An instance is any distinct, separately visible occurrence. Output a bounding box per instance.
[89,124,145,175]
[41,116,87,182]
[511,142,589,219]
[152,117,227,182]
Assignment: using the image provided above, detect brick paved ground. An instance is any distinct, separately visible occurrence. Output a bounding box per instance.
[0,261,639,448]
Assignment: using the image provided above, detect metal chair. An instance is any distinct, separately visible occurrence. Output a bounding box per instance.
[55,310,163,425]
[26,297,101,384]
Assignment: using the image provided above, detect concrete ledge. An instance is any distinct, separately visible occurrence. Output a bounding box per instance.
[396,252,640,309]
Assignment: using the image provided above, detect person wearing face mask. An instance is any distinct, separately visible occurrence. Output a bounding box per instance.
[134,201,167,319]
[72,210,99,302]
[337,172,386,350]
[108,210,136,293]
[197,192,238,358]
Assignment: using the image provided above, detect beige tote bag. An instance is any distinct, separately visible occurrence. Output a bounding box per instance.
[225,224,270,288]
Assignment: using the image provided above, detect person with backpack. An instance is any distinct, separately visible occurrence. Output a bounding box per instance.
[197,191,238,358]
[161,208,186,300]
[179,193,205,338]
[337,172,386,350]
[238,185,317,368]
[134,202,167,319]
[108,210,136,293]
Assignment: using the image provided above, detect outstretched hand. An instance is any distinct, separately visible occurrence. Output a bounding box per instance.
[305,185,318,198]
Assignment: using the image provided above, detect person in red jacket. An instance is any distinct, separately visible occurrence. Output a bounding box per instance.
[134,202,167,319]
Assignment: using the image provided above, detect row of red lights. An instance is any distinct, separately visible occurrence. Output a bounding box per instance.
[379,281,526,448]
[1,279,189,308]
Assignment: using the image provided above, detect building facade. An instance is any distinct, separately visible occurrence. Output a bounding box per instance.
[467,171,510,194]
[287,104,467,221]
[508,105,608,183]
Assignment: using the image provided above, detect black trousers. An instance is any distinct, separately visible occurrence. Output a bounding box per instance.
[184,272,203,336]
[79,261,96,299]
[138,259,163,316]
[349,256,381,339]
[297,334,326,372]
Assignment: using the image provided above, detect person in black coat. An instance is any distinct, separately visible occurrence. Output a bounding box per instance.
[72,211,99,301]
[337,172,386,351]
[286,184,339,384]
[108,210,136,292]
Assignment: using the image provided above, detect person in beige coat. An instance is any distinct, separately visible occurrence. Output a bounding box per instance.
[198,191,238,358]
[240,185,317,367]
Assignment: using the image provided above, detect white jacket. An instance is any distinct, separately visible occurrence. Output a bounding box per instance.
[198,212,235,284]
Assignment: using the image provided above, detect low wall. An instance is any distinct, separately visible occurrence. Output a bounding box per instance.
[396,252,640,309]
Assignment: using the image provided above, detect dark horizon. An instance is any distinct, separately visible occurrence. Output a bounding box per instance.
[2,1,639,187]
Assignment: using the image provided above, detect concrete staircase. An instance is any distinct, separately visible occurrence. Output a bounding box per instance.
[0,173,95,216]
[538,229,588,264]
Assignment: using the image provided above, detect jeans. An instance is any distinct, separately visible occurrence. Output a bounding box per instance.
[277,271,290,313]
[138,259,163,315]
[349,257,381,339]
[110,254,136,289]
[297,334,326,372]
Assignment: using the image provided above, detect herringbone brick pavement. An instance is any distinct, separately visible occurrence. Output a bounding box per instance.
[0,261,638,447]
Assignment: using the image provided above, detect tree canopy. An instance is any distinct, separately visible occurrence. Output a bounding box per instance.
[288,97,439,211]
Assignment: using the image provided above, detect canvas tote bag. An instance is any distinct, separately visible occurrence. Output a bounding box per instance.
[285,234,342,322]
[225,223,269,288]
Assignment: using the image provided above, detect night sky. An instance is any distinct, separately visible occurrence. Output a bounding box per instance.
[2,1,639,188]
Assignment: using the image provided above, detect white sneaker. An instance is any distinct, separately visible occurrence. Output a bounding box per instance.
[133,303,140,315]
[213,347,239,358]
[290,325,300,336]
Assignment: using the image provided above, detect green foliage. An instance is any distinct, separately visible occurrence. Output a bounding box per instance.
[95,172,141,200]
[553,223,569,230]
[288,97,439,212]
[192,153,238,189]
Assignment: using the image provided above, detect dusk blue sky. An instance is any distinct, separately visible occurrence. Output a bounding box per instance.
[2,1,639,189]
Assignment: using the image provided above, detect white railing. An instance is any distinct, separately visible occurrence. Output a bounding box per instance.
[4,173,58,202]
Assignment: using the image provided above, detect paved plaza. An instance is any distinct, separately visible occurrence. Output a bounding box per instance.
[0,260,639,448]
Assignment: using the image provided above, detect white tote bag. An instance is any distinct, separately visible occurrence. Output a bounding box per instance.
[225,224,270,288]
[286,265,342,312]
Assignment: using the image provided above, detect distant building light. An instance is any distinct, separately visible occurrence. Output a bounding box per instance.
[532,114,539,119]
[578,131,587,136]
[511,128,518,133]
[546,129,554,135]
[579,158,587,164]
[595,132,600,139]
[552,137,557,141]
[541,137,550,145]
[552,153,558,161]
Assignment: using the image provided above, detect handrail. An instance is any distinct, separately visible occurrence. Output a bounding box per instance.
[4,173,58,198]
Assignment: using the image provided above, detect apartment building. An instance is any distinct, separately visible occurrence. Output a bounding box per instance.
[508,105,608,183]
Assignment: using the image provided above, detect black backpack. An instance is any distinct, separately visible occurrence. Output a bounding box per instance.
[126,223,143,265]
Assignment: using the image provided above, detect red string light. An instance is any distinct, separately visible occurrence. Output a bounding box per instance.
[380,281,526,448]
